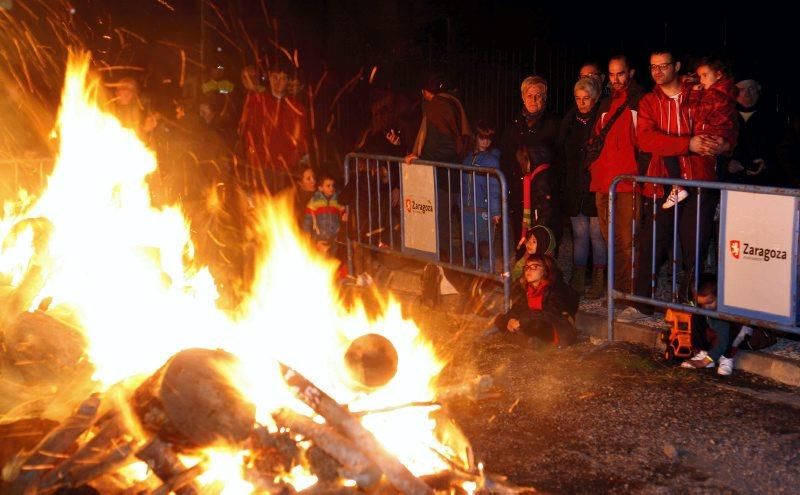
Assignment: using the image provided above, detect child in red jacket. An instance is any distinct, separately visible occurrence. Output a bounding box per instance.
[663,57,738,209]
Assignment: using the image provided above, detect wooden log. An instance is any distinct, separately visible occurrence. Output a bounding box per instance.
[279,363,433,495]
[150,463,205,495]
[132,348,255,450]
[273,408,382,489]
[37,414,133,492]
[2,311,91,385]
[5,394,101,495]
[135,437,199,495]
[39,440,136,495]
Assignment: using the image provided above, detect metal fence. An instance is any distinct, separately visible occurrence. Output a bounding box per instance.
[343,152,512,309]
[608,175,800,340]
[0,158,51,197]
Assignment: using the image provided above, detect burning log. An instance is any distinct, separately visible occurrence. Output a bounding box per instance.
[273,408,381,489]
[2,311,91,385]
[4,394,100,495]
[279,363,433,495]
[36,413,135,493]
[132,348,255,450]
[135,437,199,495]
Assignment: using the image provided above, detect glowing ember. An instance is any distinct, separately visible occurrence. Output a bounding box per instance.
[0,51,457,490]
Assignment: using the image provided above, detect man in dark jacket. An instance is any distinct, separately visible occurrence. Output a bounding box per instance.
[722,78,787,186]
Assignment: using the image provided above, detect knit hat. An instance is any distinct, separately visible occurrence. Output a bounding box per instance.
[525,225,555,256]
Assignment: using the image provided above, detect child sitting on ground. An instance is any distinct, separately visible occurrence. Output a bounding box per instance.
[511,225,556,282]
[493,254,578,347]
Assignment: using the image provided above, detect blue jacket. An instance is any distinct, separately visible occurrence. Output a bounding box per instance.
[462,148,501,216]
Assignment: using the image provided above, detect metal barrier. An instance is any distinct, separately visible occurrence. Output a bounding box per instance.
[344,152,512,310]
[608,175,800,340]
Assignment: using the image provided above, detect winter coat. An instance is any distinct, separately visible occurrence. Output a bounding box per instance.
[558,102,600,216]
[303,191,345,241]
[461,148,502,216]
[686,77,738,146]
[638,84,717,197]
[588,82,646,195]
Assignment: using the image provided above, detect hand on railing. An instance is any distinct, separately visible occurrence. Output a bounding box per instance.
[404,153,418,163]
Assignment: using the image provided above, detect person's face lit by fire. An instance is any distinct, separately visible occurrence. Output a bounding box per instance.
[522,84,546,114]
[476,135,492,152]
[696,293,717,310]
[523,261,545,285]
[269,70,289,97]
[525,235,538,255]
[649,53,680,87]
[299,168,316,192]
[696,65,722,90]
[115,80,137,106]
[574,89,595,114]
[199,103,215,125]
[608,58,634,92]
[319,178,335,198]
[736,80,761,108]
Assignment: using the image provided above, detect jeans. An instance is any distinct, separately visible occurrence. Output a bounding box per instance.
[570,215,607,267]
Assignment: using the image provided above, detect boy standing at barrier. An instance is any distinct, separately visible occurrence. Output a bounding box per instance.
[462,122,502,271]
[304,175,347,248]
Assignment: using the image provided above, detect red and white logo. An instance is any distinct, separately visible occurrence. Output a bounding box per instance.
[729,240,741,259]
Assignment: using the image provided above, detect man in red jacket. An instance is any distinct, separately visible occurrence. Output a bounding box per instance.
[618,49,730,322]
[588,55,645,297]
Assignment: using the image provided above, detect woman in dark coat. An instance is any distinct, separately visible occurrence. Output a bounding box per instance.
[557,76,607,298]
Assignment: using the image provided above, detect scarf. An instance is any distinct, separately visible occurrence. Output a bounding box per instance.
[522,107,543,127]
[526,280,550,310]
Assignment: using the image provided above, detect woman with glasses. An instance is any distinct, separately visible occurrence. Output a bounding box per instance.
[492,253,578,347]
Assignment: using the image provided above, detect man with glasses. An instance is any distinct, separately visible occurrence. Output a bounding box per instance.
[618,49,731,322]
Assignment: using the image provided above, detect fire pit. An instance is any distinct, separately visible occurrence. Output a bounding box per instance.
[0,53,534,494]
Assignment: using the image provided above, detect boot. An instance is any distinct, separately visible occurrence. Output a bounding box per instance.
[585,267,606,300]
[569,266,586,293]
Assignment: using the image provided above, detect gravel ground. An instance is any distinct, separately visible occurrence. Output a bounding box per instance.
[407,304,800,494]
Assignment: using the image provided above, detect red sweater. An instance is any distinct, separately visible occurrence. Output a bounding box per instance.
[637,85,716,197]
[588,87,639,194]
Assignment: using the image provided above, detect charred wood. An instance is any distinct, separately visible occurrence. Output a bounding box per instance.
[279,363,433,495]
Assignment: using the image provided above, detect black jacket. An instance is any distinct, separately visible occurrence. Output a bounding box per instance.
[557,102,600,217]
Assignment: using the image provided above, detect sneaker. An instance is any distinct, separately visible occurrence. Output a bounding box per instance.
[617,306,648,323]
[662,188,689,209]
[717,355,734,376]
[680,351,715,369]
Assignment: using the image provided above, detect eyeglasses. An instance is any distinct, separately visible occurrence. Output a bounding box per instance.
[523,263,544,271]
[649,62,674,72]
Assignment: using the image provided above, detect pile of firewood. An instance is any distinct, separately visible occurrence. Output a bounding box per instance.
[0,339,534,494]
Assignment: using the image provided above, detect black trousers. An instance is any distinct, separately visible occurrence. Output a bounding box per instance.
[633,190,718,313]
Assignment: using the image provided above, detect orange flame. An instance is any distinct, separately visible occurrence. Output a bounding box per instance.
[0,51,456,490]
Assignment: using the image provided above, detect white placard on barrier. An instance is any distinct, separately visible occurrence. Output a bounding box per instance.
[401,162,438,258]
[718,190,798,324]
